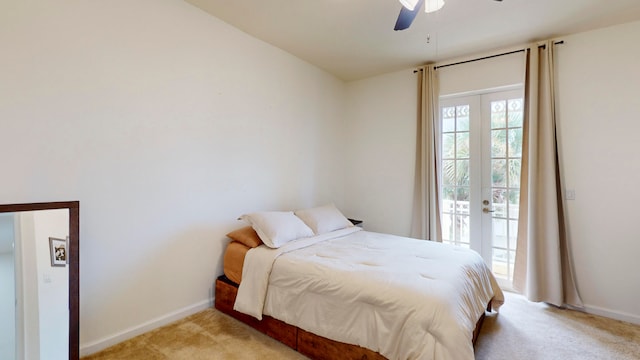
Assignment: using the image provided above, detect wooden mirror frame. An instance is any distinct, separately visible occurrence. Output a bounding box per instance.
[0,201,79,360]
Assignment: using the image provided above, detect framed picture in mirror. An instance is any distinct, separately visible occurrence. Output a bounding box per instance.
[49,237,67,267]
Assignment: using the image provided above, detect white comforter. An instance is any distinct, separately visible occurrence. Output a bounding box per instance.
[234,228,504,360]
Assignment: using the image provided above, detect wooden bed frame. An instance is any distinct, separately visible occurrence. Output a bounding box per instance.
[215,275,490,360]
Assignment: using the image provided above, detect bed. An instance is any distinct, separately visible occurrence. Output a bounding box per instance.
[215,205,504,360]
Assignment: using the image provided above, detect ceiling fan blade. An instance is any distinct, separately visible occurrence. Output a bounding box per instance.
[394,0,424,31]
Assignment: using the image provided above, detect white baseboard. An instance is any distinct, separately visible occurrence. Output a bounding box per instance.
[583,304,640,325]
[80,299,212,357]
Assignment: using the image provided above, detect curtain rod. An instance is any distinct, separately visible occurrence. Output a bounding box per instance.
[434,48,524,70]
[414,41,564,72]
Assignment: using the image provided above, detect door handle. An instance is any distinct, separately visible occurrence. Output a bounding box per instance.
[482,208,495,213]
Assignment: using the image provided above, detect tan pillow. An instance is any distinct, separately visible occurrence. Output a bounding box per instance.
[224,241,249,284]
[226,226,263,248]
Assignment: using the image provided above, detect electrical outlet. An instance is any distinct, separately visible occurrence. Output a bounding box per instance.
[565,189,576,200]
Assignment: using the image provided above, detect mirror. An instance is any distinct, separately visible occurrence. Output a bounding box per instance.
[0,202,79,360]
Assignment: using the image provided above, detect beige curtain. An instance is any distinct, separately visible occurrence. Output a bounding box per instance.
[410,66,442,241]
[513,41,582,308]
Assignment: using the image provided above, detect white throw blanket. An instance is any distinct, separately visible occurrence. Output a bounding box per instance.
[234,226,362,319]
[235,229,504,360]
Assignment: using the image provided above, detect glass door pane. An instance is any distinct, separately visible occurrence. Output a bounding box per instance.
[441,104,472,249]
[483,93,523,285]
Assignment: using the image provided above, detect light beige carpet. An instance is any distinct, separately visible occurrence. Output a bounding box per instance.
[475,292,640,360]
[83,308,306,360]
[84,292,640,359]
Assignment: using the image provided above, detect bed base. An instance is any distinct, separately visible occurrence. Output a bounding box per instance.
[215,275,488,360]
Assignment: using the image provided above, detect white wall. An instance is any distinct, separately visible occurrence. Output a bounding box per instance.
[0,0,347,354]
[556,20,640,324]
[10,210,69,360]
[17,213,40,360]
[343,70,418,235]
[31,210,69,360]
[344,20,640,324]
[437,51,525,96]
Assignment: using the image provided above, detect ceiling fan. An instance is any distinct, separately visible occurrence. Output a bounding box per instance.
[394,0,503,31]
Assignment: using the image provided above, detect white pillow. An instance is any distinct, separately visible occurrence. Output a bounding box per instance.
[294,204,353,235]
[239,211,314,248]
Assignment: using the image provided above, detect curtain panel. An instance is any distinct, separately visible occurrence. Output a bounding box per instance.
[410,65,442,241]
[513,41,583,308]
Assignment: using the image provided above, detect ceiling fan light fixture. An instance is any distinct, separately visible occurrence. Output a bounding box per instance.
[399,0,420,11]
[424,0,445,13]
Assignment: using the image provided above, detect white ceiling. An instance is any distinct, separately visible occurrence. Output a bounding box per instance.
[185,0,640,81]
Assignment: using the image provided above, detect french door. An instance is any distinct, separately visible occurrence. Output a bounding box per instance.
[439,89,524,286]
